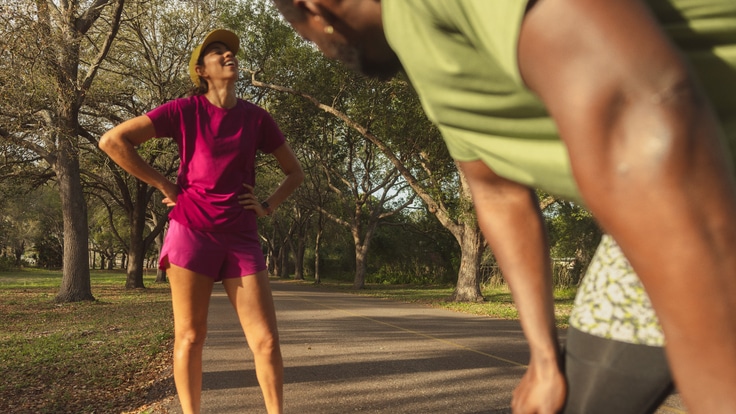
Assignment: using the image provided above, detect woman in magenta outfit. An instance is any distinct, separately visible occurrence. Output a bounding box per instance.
[99,29,303,414]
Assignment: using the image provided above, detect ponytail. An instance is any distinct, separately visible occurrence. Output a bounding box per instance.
[186,78,208,97]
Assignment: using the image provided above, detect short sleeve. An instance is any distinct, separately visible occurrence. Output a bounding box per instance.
[146,99,182,139]
[257,112,286,154]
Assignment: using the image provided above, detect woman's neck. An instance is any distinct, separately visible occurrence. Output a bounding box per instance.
[204,82,237,109]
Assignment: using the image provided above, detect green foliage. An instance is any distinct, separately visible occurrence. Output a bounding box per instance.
[32,233,63,269]
[366,211,459,285]
[0,256,16,272]
[545,200,603,286]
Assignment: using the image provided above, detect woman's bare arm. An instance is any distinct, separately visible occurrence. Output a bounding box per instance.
[239,142,304,217]
[99,115,179,204]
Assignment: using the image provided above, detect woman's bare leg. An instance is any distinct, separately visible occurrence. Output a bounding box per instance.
[168,264,215,414]
[222,270,283,414]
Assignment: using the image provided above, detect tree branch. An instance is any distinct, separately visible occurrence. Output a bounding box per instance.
[80,0,124,92]
[249,71,460,234]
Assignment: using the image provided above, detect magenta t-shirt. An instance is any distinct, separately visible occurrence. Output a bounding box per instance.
[146,95,285,232]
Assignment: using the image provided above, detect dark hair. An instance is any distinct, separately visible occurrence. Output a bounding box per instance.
[186,80,208,97]
[271,0,307,23]
[186,54,209,97]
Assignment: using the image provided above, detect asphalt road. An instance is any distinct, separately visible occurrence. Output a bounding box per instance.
[166,280,686,414]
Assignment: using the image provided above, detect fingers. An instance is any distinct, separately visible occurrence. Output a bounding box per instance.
[239,183,265,212]
[238,193,257,207]
[237,191,269,217]
[510,364,567,414]
[160,182,178,207]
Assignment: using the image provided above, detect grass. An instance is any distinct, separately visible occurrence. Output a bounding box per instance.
[288,277,577,328]
[0,268,174,414]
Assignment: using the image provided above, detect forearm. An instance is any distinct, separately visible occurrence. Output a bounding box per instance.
[99,115,176,198]
[101,135,171,191]
[260,143,304,214]
[481,189,559,362]
[262,170,304,212]
[460,161,566,413]
[458,161,560,362]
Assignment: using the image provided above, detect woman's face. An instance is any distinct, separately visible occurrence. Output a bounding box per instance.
[198,42,239,85]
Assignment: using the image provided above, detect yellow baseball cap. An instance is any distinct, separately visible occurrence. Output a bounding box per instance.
[188,29,240,86]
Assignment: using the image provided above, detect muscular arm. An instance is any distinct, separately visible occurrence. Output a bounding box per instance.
[98,115,179,204]
[458,160,565,414]
[519,0,736,412]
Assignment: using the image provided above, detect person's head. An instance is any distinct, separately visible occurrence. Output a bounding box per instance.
[188,29,241,95]
[271,0,401,80]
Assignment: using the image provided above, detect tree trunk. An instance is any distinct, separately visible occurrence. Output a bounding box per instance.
[126,244,145,288]
[292,231,305,280]
[447,170,485,302]
[125,183,149,288]
[54,143,94,302]
[155,225,167,283]
[279,243,290,278]
[13,241,24,266]
[353,240,369,289]
[267,246,275,275]
[449,223,485,302]
[314,225,322,284]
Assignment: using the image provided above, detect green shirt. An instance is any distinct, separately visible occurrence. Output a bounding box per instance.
[383,0,736,204]
[383,0,736,345]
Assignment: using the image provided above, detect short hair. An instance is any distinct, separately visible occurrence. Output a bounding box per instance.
[271,0,307,23]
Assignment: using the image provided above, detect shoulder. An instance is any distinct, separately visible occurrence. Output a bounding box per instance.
[384,0,529,83]
[152,96,198,113]
[178,95,203,110]
[237,98,267,113]
[237,99,275,120]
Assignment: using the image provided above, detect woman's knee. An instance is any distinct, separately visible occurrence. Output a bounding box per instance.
[175,324,208,348]
[249,330,281,356]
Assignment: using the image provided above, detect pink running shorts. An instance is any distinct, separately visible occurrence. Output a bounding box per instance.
[159,219,267,281]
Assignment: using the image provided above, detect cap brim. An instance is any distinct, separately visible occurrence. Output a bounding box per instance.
[189,29,241,86]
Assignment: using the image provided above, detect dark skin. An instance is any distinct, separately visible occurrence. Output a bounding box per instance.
[276,0,736,413]
[518,1,736,413]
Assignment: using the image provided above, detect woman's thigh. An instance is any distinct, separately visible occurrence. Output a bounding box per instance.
[168,264,215,336]
[222,270,279,345]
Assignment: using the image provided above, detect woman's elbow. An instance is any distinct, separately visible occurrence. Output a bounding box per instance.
[98,132,116,155]
[291,166,305,187]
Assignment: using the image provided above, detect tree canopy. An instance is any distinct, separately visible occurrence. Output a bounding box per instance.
[0,0,601,300]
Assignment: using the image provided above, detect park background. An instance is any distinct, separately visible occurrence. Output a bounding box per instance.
[1,0,600,412]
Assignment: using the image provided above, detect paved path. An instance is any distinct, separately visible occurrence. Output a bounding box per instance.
[167,280,686,413]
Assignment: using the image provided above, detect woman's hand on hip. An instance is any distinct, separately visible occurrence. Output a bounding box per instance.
[239,184,270,217]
